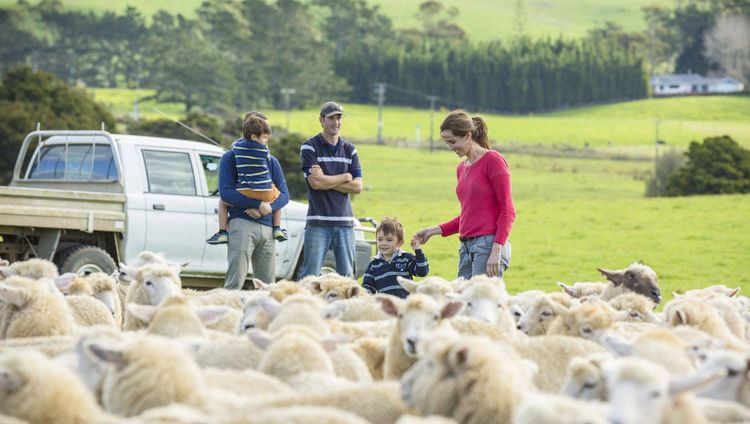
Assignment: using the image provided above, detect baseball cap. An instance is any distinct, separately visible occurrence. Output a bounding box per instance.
[320,101,344,117]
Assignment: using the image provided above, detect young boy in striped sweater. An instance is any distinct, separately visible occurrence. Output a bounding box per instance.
[362,217,429,298]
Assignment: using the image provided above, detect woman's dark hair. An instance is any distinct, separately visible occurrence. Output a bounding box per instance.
[440,109,490,149]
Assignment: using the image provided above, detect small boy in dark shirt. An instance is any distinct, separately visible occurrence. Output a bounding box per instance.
[362,217,429,298]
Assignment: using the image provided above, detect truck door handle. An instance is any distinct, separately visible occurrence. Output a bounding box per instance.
[153,204,165,210]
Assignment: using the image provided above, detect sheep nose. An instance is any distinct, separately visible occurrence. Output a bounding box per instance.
[516,324,522,330]
[406,338,417,351]
[243,323,255,331]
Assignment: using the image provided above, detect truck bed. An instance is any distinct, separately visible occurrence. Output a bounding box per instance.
[0,186,126,233]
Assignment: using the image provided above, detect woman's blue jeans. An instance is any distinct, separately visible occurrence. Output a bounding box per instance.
[457,235,511,280]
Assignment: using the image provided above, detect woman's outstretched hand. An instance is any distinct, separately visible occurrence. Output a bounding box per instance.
[413,226,441,245]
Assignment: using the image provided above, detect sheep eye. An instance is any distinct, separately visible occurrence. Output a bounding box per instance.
[541,311,552,317]
[582,382,596,389]
[145,281,153,287]
[433,314,439,321]
[727,368,740,377]
[328,292,338,298]
[514,311,521,317]
[398,313,403,319]
[467,302,472,308]
[581,327,592,334]
[629,311,640,318]
[650,390,661,398]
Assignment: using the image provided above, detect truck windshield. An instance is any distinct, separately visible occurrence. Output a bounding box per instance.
[27,144,118,180]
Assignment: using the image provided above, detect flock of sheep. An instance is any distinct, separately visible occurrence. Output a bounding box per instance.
[0,253,749,424]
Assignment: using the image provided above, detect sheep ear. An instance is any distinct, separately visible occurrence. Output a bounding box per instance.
[119,264,137,282]
[195,306,230,326]
[310,282,323,294]
[257,296,282,318]
[126,303,158,323]
[246,329,272,350]
[322,334,350,351]
[346,286,360,298]
[253,278,269,290]
[669,368,726,396]
[0,283,27,308]
[441,301,464,320]
[88,343,126,367]
[375,295,399,317]
[54,273,78,291]
[0,366,24,392]
[598,268,625,286]
[672,292,683,299]
[603,334,633,356]
[728,287,741,298]
[557,282,578,298]
[675,308,689,325]
[445,292,461,301]
[450,346,470,369]
[397,276,418,293]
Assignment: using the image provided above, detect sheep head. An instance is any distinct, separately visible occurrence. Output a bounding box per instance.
[377,294,463,357]
[598,263,661,304]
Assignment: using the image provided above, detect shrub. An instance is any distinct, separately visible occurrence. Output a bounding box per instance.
[271,132,308,200]
[0,66,116,185]
[665,135,750,196]
[645,148,687,197]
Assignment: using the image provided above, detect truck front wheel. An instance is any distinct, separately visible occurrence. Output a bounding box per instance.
[57,245,117,276]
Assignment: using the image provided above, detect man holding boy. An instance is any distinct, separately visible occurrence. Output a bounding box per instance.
[298,101,362,278]
[362,217,429,298]
[220,112,289,288]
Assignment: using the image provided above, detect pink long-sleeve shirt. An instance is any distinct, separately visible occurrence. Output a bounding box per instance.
[439,150,515,245]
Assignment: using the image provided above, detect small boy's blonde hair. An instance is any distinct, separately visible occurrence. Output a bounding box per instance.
[376,217,404,242]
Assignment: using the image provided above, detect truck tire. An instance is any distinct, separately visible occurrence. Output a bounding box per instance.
[57,245,117,276]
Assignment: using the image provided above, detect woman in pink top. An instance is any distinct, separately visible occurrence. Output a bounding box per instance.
[413,110,515,279]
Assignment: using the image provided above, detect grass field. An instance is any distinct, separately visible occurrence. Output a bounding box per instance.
[351,144,750,298]
[0,0,671,41]
[92,88,750,149]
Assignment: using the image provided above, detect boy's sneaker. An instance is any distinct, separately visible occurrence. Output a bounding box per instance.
[206,230,228,245]
[273,227,288,242]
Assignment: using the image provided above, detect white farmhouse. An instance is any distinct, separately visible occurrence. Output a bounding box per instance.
[651,73,745,96]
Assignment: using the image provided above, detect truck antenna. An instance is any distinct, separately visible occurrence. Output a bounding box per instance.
[152,107,222,147]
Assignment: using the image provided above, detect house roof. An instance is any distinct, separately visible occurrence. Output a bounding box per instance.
[651,74,742,86]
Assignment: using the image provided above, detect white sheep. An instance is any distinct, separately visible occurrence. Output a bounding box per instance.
[603,356,724,424]
[308,273,365,302]
[376,294,464,379]
[0,350,105,423]
[560,352,614,400]
[65,294,117,327]
[447,280,517,337]
[126,295,231,338]
[515,292,569,336]
[557,281,608,298]
[608,292,660,323]
[0,258,59,281]
[400,331,537,424]
[87,334,207,416]
[398,275,457,304]
[664,298,749,351]
[121,262,182,331]
[0,276,77,338]
[513,393,609,424]
[603,329,697,377]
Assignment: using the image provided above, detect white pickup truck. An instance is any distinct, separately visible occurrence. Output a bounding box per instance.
[0,130,374,287]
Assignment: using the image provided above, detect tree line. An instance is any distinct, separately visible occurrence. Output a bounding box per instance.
[0,0,747,115]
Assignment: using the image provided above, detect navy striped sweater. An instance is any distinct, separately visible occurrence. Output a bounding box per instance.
[362,249,429,298]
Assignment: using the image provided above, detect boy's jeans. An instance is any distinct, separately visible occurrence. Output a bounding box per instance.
[298,224,355,278]
[457,235,511,280]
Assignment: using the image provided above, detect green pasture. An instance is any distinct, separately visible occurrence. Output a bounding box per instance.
[93,88,750,149]
[0,0,670,41]
[351,144,750,298]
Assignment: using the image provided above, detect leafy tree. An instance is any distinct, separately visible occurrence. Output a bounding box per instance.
[0,66,115,184]
[270,132,308,200]
[666,136,750,196]
[126,112,230,147]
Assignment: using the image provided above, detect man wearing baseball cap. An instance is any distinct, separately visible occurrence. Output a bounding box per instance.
[298,101,363,278]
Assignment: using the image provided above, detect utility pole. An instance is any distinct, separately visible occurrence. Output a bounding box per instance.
[133,59,141,121]
[280,88,296,133]
[655,119,665,168]
[375,83,386,145]
[427,95,439,152]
